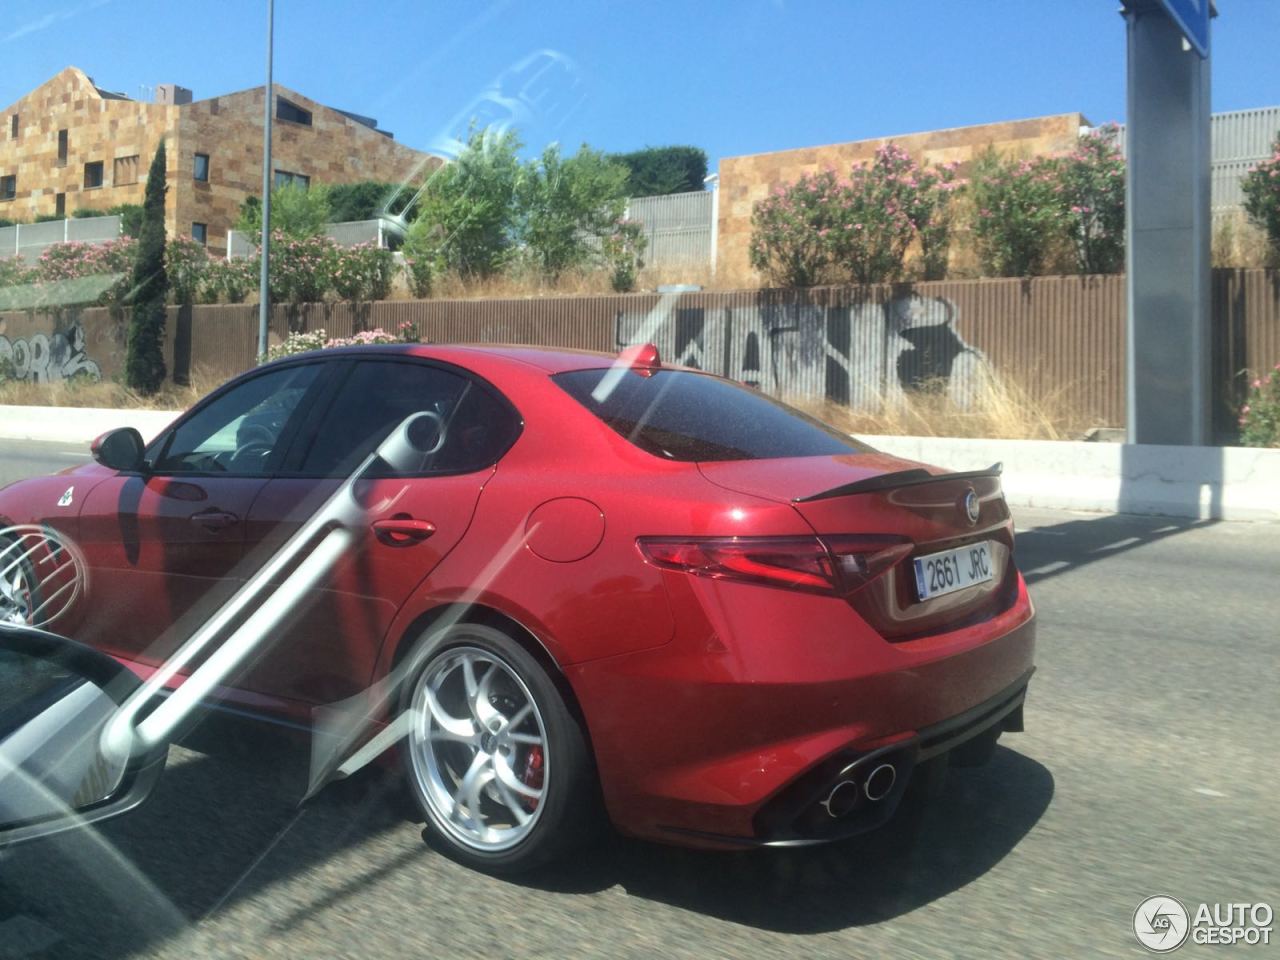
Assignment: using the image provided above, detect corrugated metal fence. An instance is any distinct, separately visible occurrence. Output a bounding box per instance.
[3,270,1277,440]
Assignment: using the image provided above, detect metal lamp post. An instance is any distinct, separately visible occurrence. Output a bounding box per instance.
[257,0,274,362]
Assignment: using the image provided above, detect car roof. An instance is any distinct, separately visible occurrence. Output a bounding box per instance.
[303,342,610,373]
[300,343,696,377]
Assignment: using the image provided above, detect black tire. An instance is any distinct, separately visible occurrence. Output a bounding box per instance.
[398,623,598,874]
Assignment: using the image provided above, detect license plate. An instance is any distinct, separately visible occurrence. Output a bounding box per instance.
[913,541,995,600]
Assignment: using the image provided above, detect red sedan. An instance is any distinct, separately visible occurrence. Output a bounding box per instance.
[0,343,1035,872]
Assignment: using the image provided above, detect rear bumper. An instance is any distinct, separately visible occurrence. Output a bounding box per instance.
[566,573,1036,847]
[664,668,1032,848]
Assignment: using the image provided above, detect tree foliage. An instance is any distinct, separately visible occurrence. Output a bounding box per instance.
[327,180,408,223]
[235,183,331,239]
[125,142,168,393]
[609,146,708,196]
[515,144,630,279]
[405,129,522,278]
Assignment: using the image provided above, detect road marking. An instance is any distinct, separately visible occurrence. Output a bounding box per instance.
[1193,786,1228,798]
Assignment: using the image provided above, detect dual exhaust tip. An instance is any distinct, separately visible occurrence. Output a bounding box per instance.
[820,762,897,819]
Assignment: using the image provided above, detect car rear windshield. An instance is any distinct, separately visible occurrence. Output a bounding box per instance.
[553,368,872,462]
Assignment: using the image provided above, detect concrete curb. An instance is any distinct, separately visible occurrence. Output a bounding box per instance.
[1,406,1275,521]
[857,435,1280,522]
[0,405,181,446]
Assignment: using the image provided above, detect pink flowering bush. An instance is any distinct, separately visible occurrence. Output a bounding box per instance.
[165,236,210,304]
[968,148,1063,277]
[199,257,258,304]
[325,328,401,348]
[34,238,137,307]
[749,145,962,287]
[1055,125,1125,274]
[1238,364,1280,447]
[264,324,424,364]
[0,254,35,289]
[268,231,337,305]
[330,242,396,303]
[1242,135,1280,261]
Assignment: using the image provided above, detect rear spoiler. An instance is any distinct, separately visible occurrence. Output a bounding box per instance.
[794,463,1003,503]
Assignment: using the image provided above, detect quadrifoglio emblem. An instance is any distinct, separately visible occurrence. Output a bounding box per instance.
[1133,896,1273,951]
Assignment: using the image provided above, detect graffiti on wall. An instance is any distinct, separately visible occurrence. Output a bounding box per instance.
[615,292,994,411]
[0,319,102,383]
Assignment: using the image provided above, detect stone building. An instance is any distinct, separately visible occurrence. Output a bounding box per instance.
[0,67,436,255]
[715,113,1089,286]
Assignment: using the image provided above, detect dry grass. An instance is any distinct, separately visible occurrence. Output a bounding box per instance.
[382,263,724,302]
[0,367,224,410]
[1212,211,1275,269]
[791,375,1106,441]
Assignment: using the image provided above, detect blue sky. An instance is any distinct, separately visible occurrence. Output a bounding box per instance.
[3,0,1277,167]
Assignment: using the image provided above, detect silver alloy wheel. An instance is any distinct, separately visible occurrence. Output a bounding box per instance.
[0,549,33,625]
[407,645,549,853]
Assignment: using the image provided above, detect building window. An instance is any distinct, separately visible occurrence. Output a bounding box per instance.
[55,193,65,217]
[83,161,104,189]
[276,97,312,126]
[193,153,210,182]
[57,129,68,166]
[274,169,310,190]
[9,114,16,140]
[113,155,139,186]
[0,175,15,201]
[191,222,207,246]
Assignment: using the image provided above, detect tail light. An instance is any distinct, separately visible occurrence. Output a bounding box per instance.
[637,535,912,597]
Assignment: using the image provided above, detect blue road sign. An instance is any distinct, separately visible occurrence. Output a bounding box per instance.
[1160,0,1210,58]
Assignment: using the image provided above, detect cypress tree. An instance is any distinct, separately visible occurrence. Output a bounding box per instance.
[125,141,169,393]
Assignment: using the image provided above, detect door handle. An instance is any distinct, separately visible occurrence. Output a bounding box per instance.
[372,517,436,546]
[190,509,239,531]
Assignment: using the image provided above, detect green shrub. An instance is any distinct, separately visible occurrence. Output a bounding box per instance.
[1239,364,1280,447]
[408,128,522,278]
[516,144,630,280]
[602,218,647,292]
[165,235,209,304]
[327,181,407,223]
[198,257,258,304]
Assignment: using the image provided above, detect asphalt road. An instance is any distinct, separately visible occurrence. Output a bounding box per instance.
[0,437,1276,959]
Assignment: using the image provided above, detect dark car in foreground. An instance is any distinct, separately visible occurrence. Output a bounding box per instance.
[0,343,1035,871]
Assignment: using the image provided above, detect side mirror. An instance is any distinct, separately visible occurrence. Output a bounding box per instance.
[91,427,146,472]
[0,625,167,846]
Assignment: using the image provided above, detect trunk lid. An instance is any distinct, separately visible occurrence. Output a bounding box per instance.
[697,454,1018,640]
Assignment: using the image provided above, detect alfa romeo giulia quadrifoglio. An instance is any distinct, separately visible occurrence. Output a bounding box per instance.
[0,343,1035,872]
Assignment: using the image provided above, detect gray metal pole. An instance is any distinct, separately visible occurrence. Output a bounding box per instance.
[1124,2,1213,445]
[256,0,274,363]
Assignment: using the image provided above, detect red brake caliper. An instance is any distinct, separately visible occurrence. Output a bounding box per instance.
[520,745,544,811]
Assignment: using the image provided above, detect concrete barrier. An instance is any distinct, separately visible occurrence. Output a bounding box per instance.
[0,406,1275,521]
[858,435,1280,522]
[0,405,181,446]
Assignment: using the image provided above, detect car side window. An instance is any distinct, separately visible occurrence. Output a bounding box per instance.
[297,360,519,478]
[153,364,322,475]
